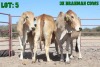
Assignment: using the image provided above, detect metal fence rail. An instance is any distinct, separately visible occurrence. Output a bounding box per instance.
[11,16,100,46]
[81,19,100,47]
[0,14,100,57]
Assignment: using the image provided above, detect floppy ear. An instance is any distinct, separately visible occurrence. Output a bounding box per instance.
[64,14,73,25]
[22,12,28,24]
[64,14,70,22]
[23,18,26,24]
[23,16,29,24]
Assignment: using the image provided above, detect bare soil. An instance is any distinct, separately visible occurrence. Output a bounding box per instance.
[0,36,100,67]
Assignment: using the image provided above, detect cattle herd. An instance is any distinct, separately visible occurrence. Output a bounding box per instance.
[16,10,82,64]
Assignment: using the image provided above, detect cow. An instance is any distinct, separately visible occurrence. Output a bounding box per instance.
[27,28,57,50]
[65,10,82,59]
[32,14,57,62]
[16,11,35,60]
[55,10,82,63]
[26,28,58,60]
[55,11,71,63]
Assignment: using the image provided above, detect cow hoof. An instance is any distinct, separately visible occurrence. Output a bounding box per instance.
[38,59,43,63]
[32,59,36,63]
[19,57,23,60]
[47,59,52,62]
[70,55,74,59]
[78,56,82,59]
[78,57,82,60]
[32,60,36,63]
[65,61,70,64]
[60,59,64,62]
[78,54,82,59]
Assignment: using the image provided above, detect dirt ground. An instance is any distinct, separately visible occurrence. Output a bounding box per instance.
[0,36,100,67]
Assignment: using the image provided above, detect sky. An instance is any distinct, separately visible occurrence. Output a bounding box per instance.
[0,0,100,28]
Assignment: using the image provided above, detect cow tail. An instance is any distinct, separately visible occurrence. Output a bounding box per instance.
[40,16,45,51]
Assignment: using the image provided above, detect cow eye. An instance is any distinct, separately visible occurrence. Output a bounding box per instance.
[26,16,29,19]
[71,16,74,18]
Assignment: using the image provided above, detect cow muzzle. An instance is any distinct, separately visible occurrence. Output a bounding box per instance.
[79,27,82,31]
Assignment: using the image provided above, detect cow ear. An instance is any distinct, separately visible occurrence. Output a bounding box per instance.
[23,19,26,24]
[23,16,29,24]
[64,16,69,22]
[21,12,27,24]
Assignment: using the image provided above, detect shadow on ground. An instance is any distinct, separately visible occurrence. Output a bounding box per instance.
[19,52,66,61]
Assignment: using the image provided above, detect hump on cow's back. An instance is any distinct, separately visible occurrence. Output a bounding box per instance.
[59,12,64,16]
[41,14,54,21]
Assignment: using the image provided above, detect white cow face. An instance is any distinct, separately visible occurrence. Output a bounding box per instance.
[64,10,82,32]
[23,15,35,31]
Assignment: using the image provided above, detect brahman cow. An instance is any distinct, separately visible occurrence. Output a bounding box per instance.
[55,10,82,63]
[17,11,35,60]
[26,25,58,56]
[65,10,82,59]
[32,14,57,62]
[55,12,72,63]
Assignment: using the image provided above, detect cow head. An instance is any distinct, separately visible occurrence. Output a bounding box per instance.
[64,10,82,32]
[22,11,35,31]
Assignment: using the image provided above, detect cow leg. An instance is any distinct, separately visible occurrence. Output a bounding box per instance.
[40,41,42,51]
[20,31,27,60]
[70,40,74,59]
[45,34,52,62]
[32,35,40,62]
[43,41,45,48]
[57,39,64,61]
[60,43,64,62]
[55,39,59,56]
[55,34,64,61]
[77,36,82,59]
[29,41,34,59]
[65,40,70,63]
[18,36,23,49]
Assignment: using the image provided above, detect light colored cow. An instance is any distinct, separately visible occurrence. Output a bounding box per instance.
[55,10,82,63]
[55,12,71,63]
[16,11,35,60]
[65,10,82,59]
[32,14,57,62]
[26,25,57,52]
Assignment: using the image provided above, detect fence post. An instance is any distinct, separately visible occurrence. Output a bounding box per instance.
[8,14,12,57]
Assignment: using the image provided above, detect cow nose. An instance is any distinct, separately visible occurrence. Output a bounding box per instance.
[32,27,35,31]
[79,27,82,31]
